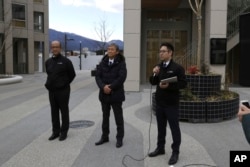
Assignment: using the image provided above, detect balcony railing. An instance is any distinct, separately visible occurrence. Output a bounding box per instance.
[175,0,250,69]
[227,0,250,39]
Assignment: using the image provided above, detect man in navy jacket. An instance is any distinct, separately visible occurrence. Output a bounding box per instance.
[95,43,127,148]
[149,42,187,165]
[45,41,76,141]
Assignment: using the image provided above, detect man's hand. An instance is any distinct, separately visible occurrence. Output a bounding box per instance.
[153,66,160,76]
[238,104,250,122]
[103,84,112,94]
[159,82,169,89]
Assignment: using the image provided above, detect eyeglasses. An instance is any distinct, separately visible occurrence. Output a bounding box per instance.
[159,50,169,54]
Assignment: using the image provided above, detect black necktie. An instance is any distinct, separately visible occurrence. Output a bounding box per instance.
[109,61,112,66]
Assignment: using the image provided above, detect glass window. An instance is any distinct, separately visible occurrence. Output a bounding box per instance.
[0,0,3,21]
[146,10,189,22]
[13,38,28,74]
[12,4,26,27]
[34,12,44,32]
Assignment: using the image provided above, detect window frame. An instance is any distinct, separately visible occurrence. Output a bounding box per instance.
[0,0,4,21]
[12,3,26,28]
[34,12,44,32]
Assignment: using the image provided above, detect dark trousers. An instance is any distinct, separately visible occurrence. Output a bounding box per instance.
[156,105,181,154]
[101,102,124,141]
[49,87,70,135]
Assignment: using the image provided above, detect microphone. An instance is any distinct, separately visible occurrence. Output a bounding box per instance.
[153,66,160,77]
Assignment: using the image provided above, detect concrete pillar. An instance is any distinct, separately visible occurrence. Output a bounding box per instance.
[4,1,13,74]
[205,0,228,81]
[124,0,141,91]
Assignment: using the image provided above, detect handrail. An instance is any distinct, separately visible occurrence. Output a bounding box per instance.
[174,0,250,68]
[227,0,250,39]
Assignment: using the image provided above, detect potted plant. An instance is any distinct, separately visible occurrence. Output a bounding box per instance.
[179,71,239,123]
[205,90,239,122]
[186,64,221,98]
[179,85,206,123]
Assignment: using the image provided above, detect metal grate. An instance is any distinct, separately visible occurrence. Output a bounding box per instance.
[69,120,94,129]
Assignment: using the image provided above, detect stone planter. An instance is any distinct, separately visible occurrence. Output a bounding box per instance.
[152,92,156,114]
[186,74,221,98]
[0,75,23,85]
[152,91,239,123]
[91,70,96,77]
[91,65,99,77]
[206,93,239,122]
[151,73,239,123]
[179,100,206,123]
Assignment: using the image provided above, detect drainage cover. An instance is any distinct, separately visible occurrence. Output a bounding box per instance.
[69,120,94,129]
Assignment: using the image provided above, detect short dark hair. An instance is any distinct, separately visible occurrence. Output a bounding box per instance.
[108,43,120,51]
[160,42,174,52]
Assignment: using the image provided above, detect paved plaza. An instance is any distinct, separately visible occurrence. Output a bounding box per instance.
[0,71,249,167]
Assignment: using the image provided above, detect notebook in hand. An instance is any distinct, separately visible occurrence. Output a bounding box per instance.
[160,76,177,84]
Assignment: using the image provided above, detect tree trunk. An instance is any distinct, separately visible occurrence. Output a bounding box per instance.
[197,14,202,69]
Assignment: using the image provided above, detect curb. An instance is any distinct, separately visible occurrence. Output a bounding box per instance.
[0,75,23,85]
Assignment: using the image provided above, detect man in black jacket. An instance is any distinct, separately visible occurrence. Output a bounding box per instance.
[45,41,76,141]
[148,42,187,165]
[95,43,127,148]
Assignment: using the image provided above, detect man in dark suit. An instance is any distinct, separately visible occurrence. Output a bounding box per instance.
[45,41,76,141]
[149,42,187,165]
[95,43,127,148]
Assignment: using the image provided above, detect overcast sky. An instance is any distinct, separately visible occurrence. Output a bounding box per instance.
[49,0,124,41]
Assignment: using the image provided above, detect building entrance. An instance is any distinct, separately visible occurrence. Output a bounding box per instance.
[13,38,28,74]
[146,30,188,79]
[142,9,191,82]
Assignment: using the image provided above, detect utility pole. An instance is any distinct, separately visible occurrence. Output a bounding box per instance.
[64,34,67,56]
[79,41,82,70]
[64,33,74,56]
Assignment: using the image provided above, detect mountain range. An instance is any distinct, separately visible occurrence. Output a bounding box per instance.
[49,29,124,51]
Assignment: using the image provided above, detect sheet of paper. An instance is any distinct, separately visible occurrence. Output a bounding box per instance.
[160,76,177,83]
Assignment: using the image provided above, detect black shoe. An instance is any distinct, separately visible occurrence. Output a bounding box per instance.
[168,153,179,165]
[148,148,165,157]
[59,134,67,141]
[116,140,123,148]
[95,138,109,145]
[48,134,59,140]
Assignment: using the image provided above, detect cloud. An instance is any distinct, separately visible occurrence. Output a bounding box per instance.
[94,0,123,13]
[58,0,92,7]
[57,0,123,13]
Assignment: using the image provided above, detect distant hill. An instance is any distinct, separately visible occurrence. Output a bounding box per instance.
[49,29,124,51]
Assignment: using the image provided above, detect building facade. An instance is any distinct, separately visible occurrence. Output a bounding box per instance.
[124,0,250,91]
[0,0,49,74]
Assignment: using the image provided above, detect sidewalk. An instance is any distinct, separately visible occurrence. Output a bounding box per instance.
[0,71,249,167]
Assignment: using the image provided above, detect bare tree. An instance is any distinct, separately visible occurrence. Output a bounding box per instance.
[94,15,114,55]
[0,22,12,55]
[0,5,13,74]
[188,0,204,71]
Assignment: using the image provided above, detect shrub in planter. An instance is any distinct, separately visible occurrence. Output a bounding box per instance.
[179,87,206,122]
[185,74,221,98]
[206,91,239,122]
[179,87,239,123]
